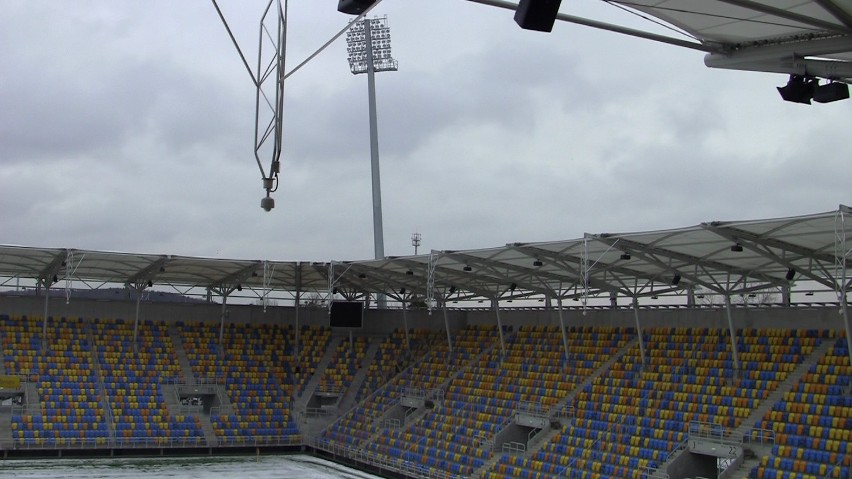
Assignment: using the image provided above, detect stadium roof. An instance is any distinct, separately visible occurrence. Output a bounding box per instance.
[485,0,852,82]
[0,205,849,306]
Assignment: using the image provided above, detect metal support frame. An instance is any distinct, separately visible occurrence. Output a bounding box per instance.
[724,295,742,375]
[133,290,143,348]
[556,298,570,363]
[493,298,507,357]
[633,297,647,367]
[219,294,229,357]
[427,251,439,313]
[41,283,50,353]
[63,250,83,305]
[442,305,453,354]
[262,260,275,312]
[210,0,287,209]
[293,262,301,359]
[294,289,300,358]
[836,208,852,368]
[582,236,591,313]
[401,297,411,352]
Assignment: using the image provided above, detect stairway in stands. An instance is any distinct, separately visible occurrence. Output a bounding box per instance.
[733,339,834,437]
[336,338,382,414]
[166,324,221,446]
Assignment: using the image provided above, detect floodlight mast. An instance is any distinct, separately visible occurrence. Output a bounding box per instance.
[346,16,398,262]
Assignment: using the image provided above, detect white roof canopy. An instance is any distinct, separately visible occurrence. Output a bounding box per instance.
[476,0,852,82]
[8,206,848,305]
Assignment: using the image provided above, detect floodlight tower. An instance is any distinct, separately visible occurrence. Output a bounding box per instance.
[346,16,398,262]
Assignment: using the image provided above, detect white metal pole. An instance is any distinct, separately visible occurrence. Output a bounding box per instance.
[364,19,384,262]
[364,19,385,309]
[841,294,852,372]
[219,295,228,357]
[133,291,142,347]
[442,306,453,354]
[557,298,570,363]
[724,295,741,375]
[493,299,507,357]
[42,283,50,353]
[402,299,411,352]
[632,298,646,368]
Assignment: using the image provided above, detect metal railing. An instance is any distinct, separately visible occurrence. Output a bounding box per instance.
[688,421,743,446]
[502,441,526,454]
[11,433,303,451]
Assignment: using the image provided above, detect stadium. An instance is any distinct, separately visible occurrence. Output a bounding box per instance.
[1,205,850,479]
[2,1,852,479]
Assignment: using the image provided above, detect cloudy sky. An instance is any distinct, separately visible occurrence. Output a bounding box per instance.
[1,1,849,264]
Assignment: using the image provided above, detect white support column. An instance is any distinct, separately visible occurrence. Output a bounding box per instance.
[133,291,142,347]
[724,295,741,375]
[841,293,851,373]
[402,299,411,352]
[836,208,851,372]
[557,298,570,363]
[632,298,646,368]
[294,292,301,359]
[219,295,228,357]
[442,305,453,354]
[493,299,507,357]
[42,283,50,353]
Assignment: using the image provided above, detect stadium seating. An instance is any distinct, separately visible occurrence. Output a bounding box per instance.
[317,334,370,395]
[3,315,110,448]
[753,335,851,479]
[2,310,850,479]
[93,318,204,444]
[176,321,306,444]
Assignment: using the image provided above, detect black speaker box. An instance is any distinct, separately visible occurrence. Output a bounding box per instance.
[514,0,562,32]
[338,0,377,15]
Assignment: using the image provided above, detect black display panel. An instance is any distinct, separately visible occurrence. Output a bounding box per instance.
[329,301,363,328]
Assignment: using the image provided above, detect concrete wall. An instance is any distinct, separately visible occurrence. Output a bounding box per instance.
[0,294,846,335]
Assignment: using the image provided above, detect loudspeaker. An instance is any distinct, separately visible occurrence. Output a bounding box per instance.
[338,0,377,15]
[812,82,849,103]
[777,75,815,104]
[514,0,563,32]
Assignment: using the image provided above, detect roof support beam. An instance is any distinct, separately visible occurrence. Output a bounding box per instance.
[207,261,263,296]
[125,256,169,290]
[716,0,852,35]
[465,0,716,52]
[509,245,630,298]
[701,224,836,289]
[590,236,729,294]
[813,0,852,29]
[705,37,852,81]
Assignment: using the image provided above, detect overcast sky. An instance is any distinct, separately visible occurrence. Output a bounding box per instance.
[1,1,849,264]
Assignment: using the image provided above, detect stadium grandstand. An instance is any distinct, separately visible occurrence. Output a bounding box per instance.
[0,205,849,479]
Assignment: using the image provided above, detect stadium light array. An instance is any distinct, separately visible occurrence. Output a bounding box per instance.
[346,17,398,75]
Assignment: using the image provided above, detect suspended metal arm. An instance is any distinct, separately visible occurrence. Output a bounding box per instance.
[210,0,260,86]
[211,0,287,210]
